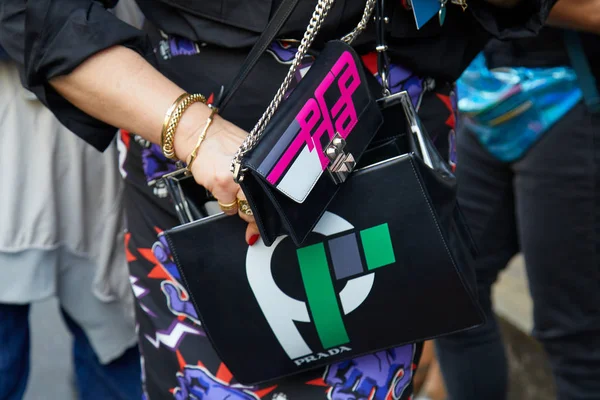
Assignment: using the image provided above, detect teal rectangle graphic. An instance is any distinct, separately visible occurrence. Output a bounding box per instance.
[296,243,350,349]
[360,223,396,270]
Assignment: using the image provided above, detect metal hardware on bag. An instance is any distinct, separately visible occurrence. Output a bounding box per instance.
[374,90,434,169]
[451,0,468,11]
[380,72,391,96]
[162,166,190,178]
[149,162,189,186]
[232,162,246,183]
[375,0,391,97]
[325,133,356,184]
[230,0,376,182]
[376,16,391,23]
[159,167,197,223]
[398,92,434,169]
[159,166,217,223]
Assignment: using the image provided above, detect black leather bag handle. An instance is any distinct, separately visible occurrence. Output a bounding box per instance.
[215,0,300,111]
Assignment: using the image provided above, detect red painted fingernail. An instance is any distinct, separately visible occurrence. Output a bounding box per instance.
[248,234,260,246]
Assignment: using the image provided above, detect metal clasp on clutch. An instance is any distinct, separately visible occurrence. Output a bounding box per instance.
[325,132,355,184]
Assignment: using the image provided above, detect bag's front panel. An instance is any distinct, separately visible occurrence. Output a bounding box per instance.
[166,155,482,385]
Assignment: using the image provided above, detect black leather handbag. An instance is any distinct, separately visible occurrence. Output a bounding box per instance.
[160,0,484,385]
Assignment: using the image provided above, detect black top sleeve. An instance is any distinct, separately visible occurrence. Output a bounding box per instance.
[469,0,557,40]
[0,0,557,152]
[0,2,27,65]
[0,0,152,151]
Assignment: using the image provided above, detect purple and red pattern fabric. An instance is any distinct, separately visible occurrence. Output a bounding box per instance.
[119,35,456,399]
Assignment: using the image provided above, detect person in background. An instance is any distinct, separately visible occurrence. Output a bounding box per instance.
[435,1,600,399]
[0,44,141,400]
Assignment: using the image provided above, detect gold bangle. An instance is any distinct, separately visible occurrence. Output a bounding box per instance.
[162,93,206,160]
[161,93,189,156]
[186,104,219,172]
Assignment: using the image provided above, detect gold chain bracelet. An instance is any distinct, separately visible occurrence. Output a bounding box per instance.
[186,104,219,172]
[161,93,206,160]
[161,93,189,158]
[450,0,468,10]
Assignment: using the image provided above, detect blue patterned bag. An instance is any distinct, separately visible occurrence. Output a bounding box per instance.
[457,52,582,162]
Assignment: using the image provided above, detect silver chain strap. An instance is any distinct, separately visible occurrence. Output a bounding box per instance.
[231,0,376,182]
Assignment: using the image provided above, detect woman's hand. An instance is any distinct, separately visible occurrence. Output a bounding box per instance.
[50,46,261,245]
[175,106,261,245]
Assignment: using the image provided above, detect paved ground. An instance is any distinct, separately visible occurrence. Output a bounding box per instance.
[493,254,533,333]
[494,255,556,400]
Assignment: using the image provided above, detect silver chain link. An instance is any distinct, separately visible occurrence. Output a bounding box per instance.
[231,0,376,181]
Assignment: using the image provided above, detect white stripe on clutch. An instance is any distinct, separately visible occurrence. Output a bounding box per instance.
[276,144,324,203]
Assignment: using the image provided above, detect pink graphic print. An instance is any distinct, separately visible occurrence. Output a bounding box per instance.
[267,51,361,184]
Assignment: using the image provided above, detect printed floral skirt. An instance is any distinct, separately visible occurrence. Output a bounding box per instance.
[120,34,458,400]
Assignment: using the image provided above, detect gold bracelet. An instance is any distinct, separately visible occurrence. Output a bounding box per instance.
[161,93,189,157]
[186,104,219,172]
[161,93,206,160]
[450,0,468,10]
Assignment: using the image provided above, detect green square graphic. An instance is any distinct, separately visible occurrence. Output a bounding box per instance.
[360,223,396,270]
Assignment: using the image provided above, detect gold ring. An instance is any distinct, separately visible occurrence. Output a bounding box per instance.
[217,200,238,212]
[238,199,253,216]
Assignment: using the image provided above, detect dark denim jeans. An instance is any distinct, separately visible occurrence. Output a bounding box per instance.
[436,103,600,400]
[0,303,142,400]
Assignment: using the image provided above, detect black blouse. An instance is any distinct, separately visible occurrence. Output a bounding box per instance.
[0,0,556,151]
